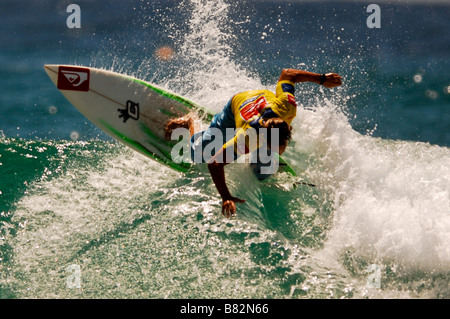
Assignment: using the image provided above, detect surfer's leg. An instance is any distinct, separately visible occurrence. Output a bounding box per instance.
[209,98,235,129]
[190,99,235,163]
[165,98,234,141]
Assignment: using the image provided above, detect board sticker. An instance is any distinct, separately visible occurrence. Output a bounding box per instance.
[57,66,90,91]
[118,100,140,122]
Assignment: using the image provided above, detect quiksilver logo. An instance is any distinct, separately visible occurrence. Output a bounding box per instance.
[57,66,90,91]
[61,70,88,87]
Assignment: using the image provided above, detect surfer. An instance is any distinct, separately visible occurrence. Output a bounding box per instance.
[165,69,342,217]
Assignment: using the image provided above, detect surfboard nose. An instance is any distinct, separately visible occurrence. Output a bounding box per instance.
[43,64,59,86]
[44,64,58,72]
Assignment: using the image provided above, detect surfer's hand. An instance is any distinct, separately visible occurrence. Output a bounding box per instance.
[322,73,342,88]
[222,197,246,218]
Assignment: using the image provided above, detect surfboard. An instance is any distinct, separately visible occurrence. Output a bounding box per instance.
[44,64,296,176]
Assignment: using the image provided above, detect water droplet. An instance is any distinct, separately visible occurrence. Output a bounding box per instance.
[425,90,438,100]
[443,86,450,94]
[49,105,58,114]
[70,131,80,140]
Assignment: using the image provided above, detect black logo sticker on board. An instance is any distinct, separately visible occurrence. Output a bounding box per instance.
[118,100,139,123]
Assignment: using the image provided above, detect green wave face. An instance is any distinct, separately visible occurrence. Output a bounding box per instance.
[0,137,331,299]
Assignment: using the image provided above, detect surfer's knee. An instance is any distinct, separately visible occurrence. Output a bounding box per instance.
[165,117,194,140]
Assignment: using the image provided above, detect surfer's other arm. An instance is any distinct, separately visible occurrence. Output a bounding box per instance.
[279,68,342,88]
[207,159,245,218]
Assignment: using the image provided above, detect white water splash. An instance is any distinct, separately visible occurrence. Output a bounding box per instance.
[150,0,262,111]
[295,103,450,275]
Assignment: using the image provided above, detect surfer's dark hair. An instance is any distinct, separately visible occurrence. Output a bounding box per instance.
[263,118,292,148]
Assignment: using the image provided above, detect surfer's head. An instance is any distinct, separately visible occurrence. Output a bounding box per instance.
[262,118,292,153]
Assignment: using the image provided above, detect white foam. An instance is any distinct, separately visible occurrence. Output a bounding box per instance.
[296,104,450,273]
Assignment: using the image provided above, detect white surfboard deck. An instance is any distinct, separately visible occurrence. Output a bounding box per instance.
[44,64,297,176]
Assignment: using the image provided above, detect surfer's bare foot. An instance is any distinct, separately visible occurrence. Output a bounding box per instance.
[165,117,194,140]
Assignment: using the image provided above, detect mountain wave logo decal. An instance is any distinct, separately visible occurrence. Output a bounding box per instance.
[57,66,90,91]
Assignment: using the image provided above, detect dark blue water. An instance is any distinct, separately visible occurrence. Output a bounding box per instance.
[1,0,449,299]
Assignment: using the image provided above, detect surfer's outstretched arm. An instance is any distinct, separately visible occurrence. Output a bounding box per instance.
[207,148,245,218]
[279,68,342,88]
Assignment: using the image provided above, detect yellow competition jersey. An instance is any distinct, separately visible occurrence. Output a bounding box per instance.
[231,79,297,127]
[223,80,297,157]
